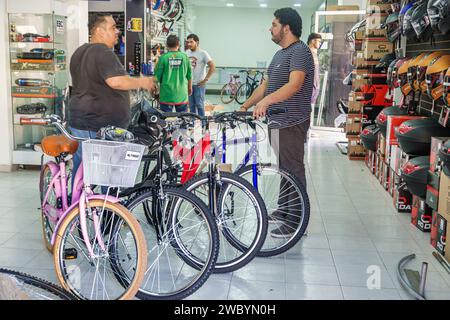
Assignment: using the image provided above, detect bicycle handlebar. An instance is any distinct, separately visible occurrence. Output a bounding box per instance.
[20,115,85,142]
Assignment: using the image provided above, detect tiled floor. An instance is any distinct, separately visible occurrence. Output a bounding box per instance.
[1,128,450,300]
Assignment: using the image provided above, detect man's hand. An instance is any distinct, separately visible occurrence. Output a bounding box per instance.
[188,86,193,96]
[238,106,247,112]
[253,100,270,119]
[198,79,208,87]
[141,77,156,92]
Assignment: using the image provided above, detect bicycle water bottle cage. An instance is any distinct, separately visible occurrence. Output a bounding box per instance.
[17,103,47,114]
[97,126,135,142]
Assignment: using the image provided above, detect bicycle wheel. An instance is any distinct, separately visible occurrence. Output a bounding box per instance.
[235,164,310,256]
[220,83,237,104]
[185,171,267,273]
[235,83,252,105]
[53,200,147,300]
[125,187,219,300]
[39,162,72,253]
[0,268,76,300]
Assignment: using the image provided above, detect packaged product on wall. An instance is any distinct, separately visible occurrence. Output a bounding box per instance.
[438,172,450,217]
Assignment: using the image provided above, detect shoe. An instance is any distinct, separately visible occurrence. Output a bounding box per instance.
[270,223,296,238]
[268,210,287,224]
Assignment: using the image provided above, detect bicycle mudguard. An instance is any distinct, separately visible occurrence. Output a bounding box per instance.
[50,195,121,245]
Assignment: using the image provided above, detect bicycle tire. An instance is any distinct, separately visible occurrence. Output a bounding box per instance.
[185,171,268,273]
[235,83,252,105]
[53,200,147,300]
[220,83,237,104]
[125,187,219,300]
[0,268,76,300]
[235,164,310,256]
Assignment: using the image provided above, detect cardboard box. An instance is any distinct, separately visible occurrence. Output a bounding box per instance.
[355,51,380,68]
[349,90,364,102]
[438,172,450,218]
[367,0,393,5]
[365,13,389,30]
[430,137,449,173]
[445,224,450,263]
[389,145,401,171]
[366,150,377,174]
[365,28,388,39]
[355,30,366,41]
[388,167,398,196]
[348,101,363,114]
[426,180,440,211]
[431,212,446,256]
[362,105,384,127]
[394,179,413,213]
[377,133,386,159]
[367,3,394,14]
[346,116,362,137]
[363,40,394,61]
[348,139,366,158]
[411,197,433,232]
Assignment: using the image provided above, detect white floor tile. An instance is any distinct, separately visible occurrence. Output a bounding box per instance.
[336,264,396,289]
[285,283,343,300]
[285,262,340,286]
[341,286,402,300]
[228,278,286,300]
[328,235,377,252]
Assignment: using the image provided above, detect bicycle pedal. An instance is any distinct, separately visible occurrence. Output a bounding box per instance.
[63,248,78,260]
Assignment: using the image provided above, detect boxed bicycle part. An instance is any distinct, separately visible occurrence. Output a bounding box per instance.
[363,40,394,61]
[438,172,450,217]
[348,138,366,159]
[394,179,412,213]
[431,212,446,256]
[411,196,433,232]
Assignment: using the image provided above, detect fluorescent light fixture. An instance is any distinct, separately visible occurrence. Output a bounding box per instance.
[226,3,234,7]
[294,3,302,7]
[260,3,268,7]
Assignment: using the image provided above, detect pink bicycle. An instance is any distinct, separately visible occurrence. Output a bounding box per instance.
[21,115,147,300]
[220,73,242,104]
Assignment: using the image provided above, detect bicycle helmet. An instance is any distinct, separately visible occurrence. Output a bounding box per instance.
[417,51,444,93]
[376,53,397,73]
[425,55,450,100]
[403,3,418,40]
[407,53,428,90]
[411,0,433,42]
[443,66,450,106]
[384,12,401,42]
[398,58,413,95]
[437,0,450,34]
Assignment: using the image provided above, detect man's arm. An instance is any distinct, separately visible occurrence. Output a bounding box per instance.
[188,79,193,96]
[239,79,268,111]
[198,60,216,87]
[253,71,306,118]
[106,76,155,92]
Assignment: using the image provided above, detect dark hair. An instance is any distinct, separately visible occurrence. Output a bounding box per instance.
[187,33,200,42]
[89,13,112,35]
[307,33,322,44]
[167,34,180,48]
[274,8,302,38]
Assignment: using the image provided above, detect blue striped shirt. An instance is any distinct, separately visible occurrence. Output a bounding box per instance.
[266,41,315,129]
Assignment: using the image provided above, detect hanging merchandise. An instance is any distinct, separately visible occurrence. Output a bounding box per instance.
[402,3,418,40]
[444,67,450,106]
[387,58,402,87]
[407,53,428,91]
[416,51,444,93]
[375,53,397,73]
[392,58,410,88]
[437,0,450,34]
[399,1,415,32]
[384,12,402,42]
[425,55,450,100]
[427,0,447,30]
[410,0,433,42]
[398,58,413,95]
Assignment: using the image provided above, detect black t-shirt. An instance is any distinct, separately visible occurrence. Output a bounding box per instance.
[68,43,130,131]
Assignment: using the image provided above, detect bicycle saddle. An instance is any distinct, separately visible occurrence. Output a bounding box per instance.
[97,126,135,143]
[41,135,79,157]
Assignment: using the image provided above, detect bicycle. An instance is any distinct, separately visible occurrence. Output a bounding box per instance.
[215,111,310,256]
[21,115,148,300]
[220,73,242,104]
[136,111,268,273]
[235,70,265,105]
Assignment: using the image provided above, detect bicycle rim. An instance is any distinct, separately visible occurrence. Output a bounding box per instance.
[220,84,236,104]
[126,187,219,300]
[185,172,267,272]
[236,164,310,256]
[53,200,147,300]
[235,83,251,105]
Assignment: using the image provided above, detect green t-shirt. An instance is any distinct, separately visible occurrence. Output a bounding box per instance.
[154,51,192,105]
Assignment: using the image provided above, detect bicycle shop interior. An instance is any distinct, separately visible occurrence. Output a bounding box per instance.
[0,0,449,302]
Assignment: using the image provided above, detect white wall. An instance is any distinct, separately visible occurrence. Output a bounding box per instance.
[190,6,314,68]
[88,0,124,12]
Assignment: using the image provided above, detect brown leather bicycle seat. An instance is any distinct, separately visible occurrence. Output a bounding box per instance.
[41,135,78,157]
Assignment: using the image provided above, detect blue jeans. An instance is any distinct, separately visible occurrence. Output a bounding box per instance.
[189,85,206,117]
[159,103,188,113]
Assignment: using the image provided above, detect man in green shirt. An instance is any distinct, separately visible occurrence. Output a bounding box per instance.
[154,35,192,112]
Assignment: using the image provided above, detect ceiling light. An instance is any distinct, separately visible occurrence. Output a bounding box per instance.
[260,3,268,7]
[294,3,302,7]
[226,3,234,7]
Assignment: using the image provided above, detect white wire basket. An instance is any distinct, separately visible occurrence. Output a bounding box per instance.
[82,140,147,188]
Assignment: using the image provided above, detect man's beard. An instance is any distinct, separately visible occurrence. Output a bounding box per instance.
[271,29,284,44]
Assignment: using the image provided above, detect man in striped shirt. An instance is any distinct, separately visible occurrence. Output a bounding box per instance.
[239,8,314,237]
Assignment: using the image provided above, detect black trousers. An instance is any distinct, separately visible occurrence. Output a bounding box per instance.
[269,121,310,223]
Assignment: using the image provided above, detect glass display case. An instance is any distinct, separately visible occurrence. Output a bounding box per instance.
[8,13,68,154]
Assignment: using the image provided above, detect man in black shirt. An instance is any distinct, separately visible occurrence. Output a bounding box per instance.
[69,14,155,179]
[239,8,314,238]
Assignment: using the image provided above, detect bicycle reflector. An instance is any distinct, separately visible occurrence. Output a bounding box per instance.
[425,55,450,100]
[417,51,444,93]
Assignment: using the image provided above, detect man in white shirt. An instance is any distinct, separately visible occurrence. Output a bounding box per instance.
[186,34,216,116]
